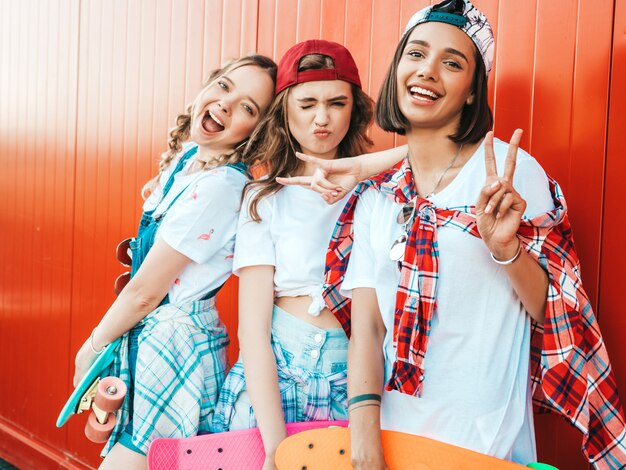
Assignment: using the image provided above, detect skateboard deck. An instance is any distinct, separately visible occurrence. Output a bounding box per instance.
[56,337,122,428]
[148,420,348,470]
[275,427,558,469]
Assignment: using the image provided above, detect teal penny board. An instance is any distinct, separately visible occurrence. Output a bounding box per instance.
[56,338,122,428]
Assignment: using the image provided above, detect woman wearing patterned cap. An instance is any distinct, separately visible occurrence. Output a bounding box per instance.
[281,0,626,468]
[210,40,374,469]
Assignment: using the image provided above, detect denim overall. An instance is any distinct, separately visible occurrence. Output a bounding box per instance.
[120,145,245,453]
[129,144,246,301]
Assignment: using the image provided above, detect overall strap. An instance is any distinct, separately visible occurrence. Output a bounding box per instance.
[153,184,191,221]
[225,161,247,175]
[157,150,246,218]
[160,144,199,198]
[153,145,200,220]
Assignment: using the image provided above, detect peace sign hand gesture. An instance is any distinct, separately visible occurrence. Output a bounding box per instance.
[276,152,362,204]
[475,130,526,261]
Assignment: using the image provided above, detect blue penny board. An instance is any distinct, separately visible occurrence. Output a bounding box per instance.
[56,338,122,428]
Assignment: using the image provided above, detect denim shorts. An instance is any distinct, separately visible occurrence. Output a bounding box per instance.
[118,324,144,454]
[212,305,348,432]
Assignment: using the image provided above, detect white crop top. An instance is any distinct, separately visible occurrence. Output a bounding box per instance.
[233,184,350,315]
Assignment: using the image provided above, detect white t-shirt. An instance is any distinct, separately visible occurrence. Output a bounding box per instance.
[233,184,351,315]
[342,138,554,463]
[143,143,247,304]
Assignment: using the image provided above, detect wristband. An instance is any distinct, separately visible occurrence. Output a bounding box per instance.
[348,402,381,413]
[490,238,522,265]
[348,393,382,407]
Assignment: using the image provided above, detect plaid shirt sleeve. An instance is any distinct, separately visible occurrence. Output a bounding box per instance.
[519,178,626,469]
[323,179,379,337]
[324,172,626,468]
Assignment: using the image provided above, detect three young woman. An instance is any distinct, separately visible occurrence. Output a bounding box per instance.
[72,55,276,469]
[73,2,626,468]
[211,40,374,469]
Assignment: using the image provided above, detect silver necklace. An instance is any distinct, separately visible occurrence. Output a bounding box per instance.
[416,143,464,198]
[389,143,465,267]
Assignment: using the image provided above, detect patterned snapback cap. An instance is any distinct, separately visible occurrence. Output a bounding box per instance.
[403,0,494,76]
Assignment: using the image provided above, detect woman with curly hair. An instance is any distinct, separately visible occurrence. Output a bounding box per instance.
[72,54,276,469]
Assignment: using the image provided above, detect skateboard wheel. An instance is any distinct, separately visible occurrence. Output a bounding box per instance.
[114,272,131,295]
[85,411,116,443]
[94,377,127,412]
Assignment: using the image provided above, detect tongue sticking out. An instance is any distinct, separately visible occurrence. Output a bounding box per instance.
[202,111,225,133]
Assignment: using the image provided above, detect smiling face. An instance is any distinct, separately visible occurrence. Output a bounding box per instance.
[396,21,476,134]
[189,64,275,154]
[286,79,354,160]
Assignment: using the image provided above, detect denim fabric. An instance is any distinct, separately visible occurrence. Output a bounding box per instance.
[212,305,348,432]
[119,325,145,454]
[128,146,198,307]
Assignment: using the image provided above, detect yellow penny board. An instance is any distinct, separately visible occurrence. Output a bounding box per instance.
[275,427,528,469]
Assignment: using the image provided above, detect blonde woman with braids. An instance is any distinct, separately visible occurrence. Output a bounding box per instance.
[211,40,373,470]
[71,55,276,469]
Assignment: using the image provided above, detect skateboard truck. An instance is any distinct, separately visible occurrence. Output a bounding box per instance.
[75,375,127,442]
[56,338,125,443]
[78,377,120,425]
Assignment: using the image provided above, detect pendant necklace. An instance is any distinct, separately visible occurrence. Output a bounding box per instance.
[389,143,464,266]
[417,143,464,198]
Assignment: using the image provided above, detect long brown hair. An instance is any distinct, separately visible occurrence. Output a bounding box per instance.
[243,54,374,221]
[141,54,277,200]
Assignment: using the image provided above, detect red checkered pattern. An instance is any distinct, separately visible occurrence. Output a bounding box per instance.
[323,158,626,468]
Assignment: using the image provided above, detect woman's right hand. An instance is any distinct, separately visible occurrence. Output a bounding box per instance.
[276,152,363,204]
[73,337,99,387]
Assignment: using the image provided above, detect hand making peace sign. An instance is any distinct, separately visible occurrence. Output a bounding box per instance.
[276,152,362,204]
[475,129,526,261]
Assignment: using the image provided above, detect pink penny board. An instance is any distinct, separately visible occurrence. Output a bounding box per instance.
[147,420,348,470]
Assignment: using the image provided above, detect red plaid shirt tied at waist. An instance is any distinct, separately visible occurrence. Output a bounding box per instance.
[323,158,626,468]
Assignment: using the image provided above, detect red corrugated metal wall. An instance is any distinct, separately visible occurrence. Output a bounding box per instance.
[0,1,622,469]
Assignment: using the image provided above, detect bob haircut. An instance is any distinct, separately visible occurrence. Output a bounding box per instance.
[375,23,493,144]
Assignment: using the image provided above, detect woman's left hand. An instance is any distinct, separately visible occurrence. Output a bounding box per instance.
[475,129,527,260]
[73,337,99,387]
[276,152,362,204]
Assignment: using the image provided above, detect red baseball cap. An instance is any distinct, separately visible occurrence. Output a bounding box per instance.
[275,39,362,94]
